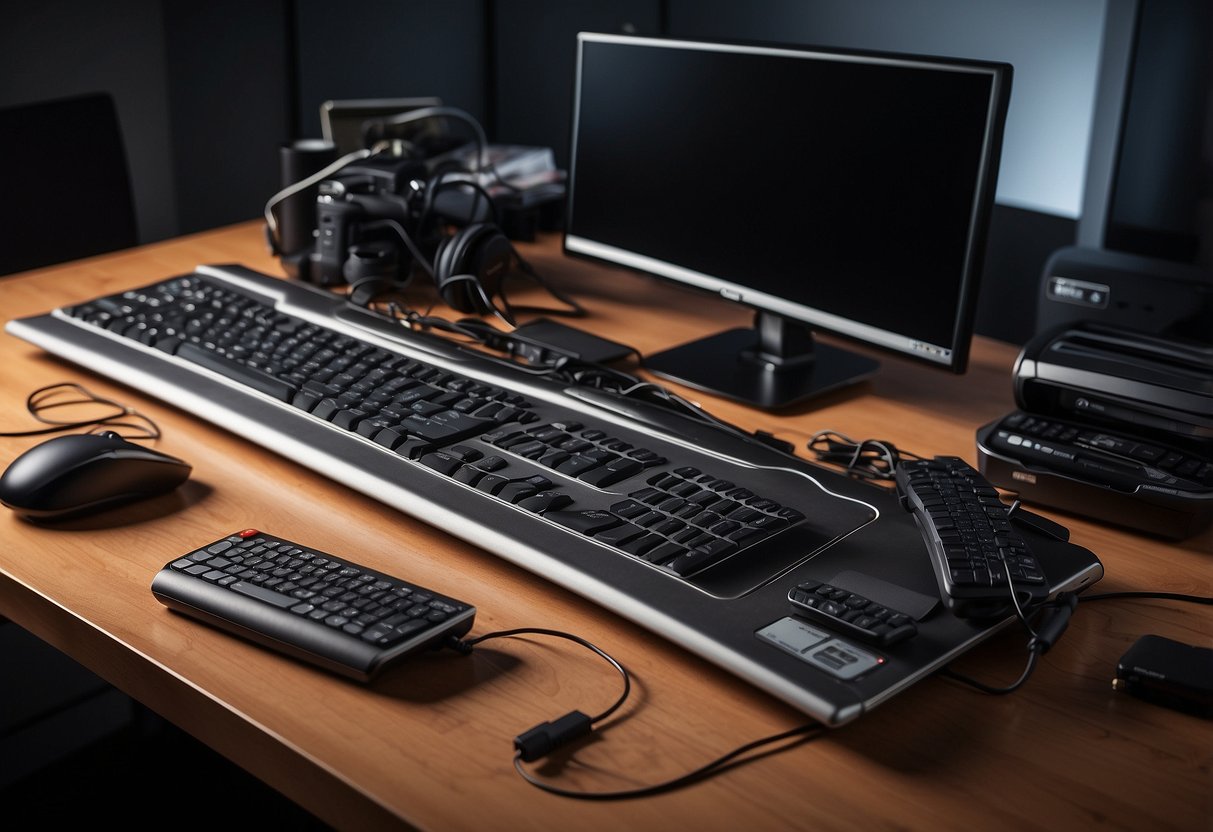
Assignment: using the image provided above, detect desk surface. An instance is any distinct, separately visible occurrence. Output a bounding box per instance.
[1,224,1209,831]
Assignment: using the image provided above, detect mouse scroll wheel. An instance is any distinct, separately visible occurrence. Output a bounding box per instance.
[97,430,123,440]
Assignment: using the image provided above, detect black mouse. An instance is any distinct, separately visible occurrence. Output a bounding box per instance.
[0,431,192,520]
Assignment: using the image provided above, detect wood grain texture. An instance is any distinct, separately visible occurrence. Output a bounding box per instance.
[0,223,1209,831]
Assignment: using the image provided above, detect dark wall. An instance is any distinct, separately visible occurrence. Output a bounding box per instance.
[491,0,662,168]
[163,2,291,235]
[1107,0,1213,264]
[293,0,487,140]
[2,0,1207,345]
[0,0,179,243]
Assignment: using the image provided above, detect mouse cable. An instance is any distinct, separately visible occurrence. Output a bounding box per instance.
[444,627,822,800]
[0,381,161,440]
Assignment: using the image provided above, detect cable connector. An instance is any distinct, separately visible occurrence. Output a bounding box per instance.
[444,635,474,655]
[1029,593,1078,654]
[752,430,795,454]
[514,710,594,762]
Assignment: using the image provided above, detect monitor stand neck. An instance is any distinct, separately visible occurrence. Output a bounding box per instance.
[644,311,879,410]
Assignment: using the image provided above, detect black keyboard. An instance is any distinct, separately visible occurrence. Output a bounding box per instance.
[152,530,476,679]
[55,270,845,587]
[896,456,1050,618]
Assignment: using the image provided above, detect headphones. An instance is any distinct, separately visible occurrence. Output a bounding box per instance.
[348,223,533,324]
[433,223,520,316]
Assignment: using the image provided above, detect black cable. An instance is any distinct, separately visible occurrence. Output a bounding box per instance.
[939,650,1040,696]
[510,722,821,801]
[418,173,502,230]
[450,627,822,800]
[0,382,161,440]
[942,589,1212,696]
[807,430,924,487]
[998,500,1040,641]
[456,627,630,724]
[497,253,586,319]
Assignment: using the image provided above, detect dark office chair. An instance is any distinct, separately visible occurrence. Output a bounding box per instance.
[0,92,138,276]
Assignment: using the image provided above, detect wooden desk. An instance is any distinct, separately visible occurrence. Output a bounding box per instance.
[1,223,1209,830]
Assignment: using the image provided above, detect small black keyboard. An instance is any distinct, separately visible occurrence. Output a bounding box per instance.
[896,457,1050,618]
[151,530,476,679]
[788,580,917,646]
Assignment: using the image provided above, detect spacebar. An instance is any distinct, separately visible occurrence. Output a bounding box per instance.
[230,581,298,609]
[177,343,298,401]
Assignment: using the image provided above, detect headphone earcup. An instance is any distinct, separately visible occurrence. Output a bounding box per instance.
[434,224,500,314]
[465,229,514,300]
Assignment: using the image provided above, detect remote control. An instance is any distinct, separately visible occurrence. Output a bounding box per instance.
[896,457,1050,619]
[151,530,476,680]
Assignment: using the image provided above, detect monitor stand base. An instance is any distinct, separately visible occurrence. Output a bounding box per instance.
[644,322,879,410]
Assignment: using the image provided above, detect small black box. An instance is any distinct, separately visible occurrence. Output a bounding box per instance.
[511,318,634,366]
[1113,634,1213,718]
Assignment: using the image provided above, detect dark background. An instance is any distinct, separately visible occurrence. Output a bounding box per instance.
[0,0,1209,344]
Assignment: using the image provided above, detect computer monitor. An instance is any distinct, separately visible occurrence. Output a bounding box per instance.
[564,33,1012,408]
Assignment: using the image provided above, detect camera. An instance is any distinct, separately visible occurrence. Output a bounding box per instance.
[278,152,493,288]
[268,107,570,321]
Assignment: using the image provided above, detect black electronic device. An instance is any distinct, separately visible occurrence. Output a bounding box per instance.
[895,456,1050,619]
[564,33,1011,409]
[1013,322,1213,445]
[0,431,191,520]
[977,412,1213,539]
[508,318,634,366]
[151,529,476,680]
[787,579,917,647]
[1036,247,1213,343]
[277,152,494,289]
[976,321,1213,538]
[1113,634,1213,718]
[269,116,567,323]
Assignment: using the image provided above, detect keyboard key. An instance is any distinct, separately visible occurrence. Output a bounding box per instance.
[547,510,622,535]
[231,580,298,608]
[177,342,298,402]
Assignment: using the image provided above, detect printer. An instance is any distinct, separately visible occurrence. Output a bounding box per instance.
[976,248,1213,539]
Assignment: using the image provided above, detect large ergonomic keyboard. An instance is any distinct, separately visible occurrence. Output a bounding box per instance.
[7,265,1104,724]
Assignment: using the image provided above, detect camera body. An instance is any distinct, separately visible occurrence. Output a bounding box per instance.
[281,154,463,287]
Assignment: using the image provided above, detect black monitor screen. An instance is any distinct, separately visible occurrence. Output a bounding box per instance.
[566,34,1010,385]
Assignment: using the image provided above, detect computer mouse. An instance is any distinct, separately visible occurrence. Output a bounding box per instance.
[0,431,191,520]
